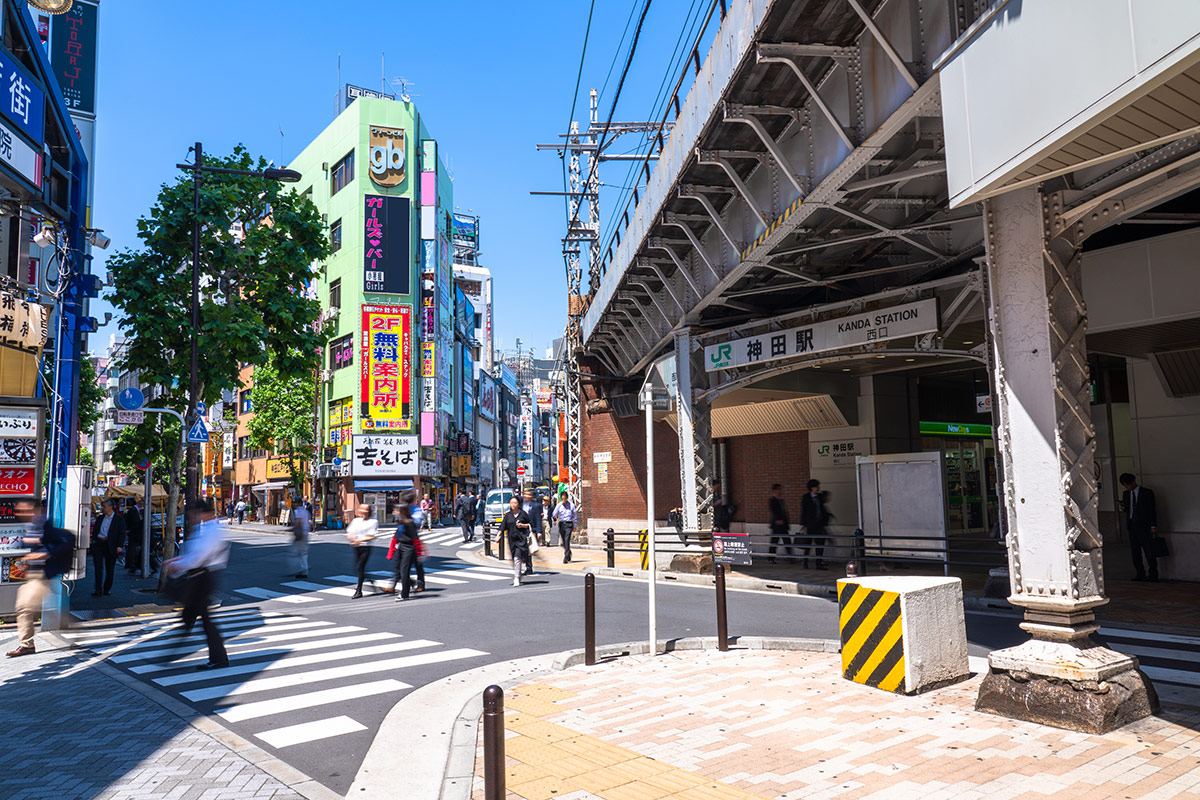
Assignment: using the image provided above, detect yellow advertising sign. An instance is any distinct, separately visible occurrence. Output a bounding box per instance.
[368,125,406,187]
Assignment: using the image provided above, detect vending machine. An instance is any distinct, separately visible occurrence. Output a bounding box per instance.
[63,465,93,581]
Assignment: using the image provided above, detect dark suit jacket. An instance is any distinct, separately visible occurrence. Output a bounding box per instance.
[125,508,143,542]
[522,501,543,532]
[768,495,789,534]
[1121,487,1157,537]
[800,493,828,535]
[91,513,126,556]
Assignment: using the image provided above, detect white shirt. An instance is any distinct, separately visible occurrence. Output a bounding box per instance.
[346,517,379,546]
[553,503,576,524]
[173,519,229,572]
[1128,486,1139,519]
[98,513,113,539]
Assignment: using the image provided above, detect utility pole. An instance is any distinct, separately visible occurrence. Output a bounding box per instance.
[534,89,671,518]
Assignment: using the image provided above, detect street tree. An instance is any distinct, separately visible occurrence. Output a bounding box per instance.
[247,351,318,497]
[107,145,329,555]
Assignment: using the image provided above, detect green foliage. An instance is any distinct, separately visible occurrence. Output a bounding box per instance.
[76,356,106,436]
[111,407,181,477]
[107,144,330,408]
[247,351,317,492]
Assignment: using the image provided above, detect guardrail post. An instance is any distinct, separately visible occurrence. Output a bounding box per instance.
[715,562,729,651]
[585,572,596,666]
[483,523,493,558]
[606,527,615,568]
[854,527,866,575]
[497,527,506,561]
[483,685,505,800]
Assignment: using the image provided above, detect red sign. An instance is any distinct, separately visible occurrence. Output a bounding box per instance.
[517,467,526,476]
[0,467,36,496]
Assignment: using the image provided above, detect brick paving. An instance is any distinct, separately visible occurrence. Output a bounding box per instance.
[472,649,1200,800]
[0,637,304,800]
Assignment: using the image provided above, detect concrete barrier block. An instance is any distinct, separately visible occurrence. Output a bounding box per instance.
[837,576,968,695]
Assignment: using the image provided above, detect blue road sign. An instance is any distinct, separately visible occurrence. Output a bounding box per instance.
[187,417,210,443]
[195,401,207,415]
[118,387,145,411]
[332,457,342,466]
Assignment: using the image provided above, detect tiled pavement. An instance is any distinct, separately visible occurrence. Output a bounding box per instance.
[471,649,1200,800]
[0,633,309,800]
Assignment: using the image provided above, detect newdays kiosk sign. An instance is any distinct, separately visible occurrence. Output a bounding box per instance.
[704,298,939,372]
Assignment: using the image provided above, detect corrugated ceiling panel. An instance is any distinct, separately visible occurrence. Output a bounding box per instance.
[710,395,848,438]
[1153,348,1200,397]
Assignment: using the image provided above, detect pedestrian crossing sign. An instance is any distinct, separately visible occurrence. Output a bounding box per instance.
[187,417,210,443]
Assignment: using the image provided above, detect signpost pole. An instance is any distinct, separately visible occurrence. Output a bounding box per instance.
[644,387,657,656]
[142,463,152,577]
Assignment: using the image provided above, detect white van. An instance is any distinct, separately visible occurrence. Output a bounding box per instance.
[483,488,514,533]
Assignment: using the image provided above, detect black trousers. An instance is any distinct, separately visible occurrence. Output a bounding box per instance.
[460,519,473,541]
[182,569,227,665]
[1130,533,1159,579]
[353,546,371,591]
[558,521,574,562]
[768,527,793,558]
[92,551,116,593]
[394,542,416,598]
[126,537,142,572]
[801,533,826,564]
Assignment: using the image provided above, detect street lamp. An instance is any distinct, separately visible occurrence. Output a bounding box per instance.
[174,142,303,548]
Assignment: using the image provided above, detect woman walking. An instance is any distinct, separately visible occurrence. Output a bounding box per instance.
[346,503,378,598]
[392,491,421,600]
[500,496,532,587]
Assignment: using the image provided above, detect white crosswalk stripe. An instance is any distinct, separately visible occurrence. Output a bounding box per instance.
[281,580,358,597]
[71,610,490,747]
[234,586,319,603]
[1097,626,1200,707]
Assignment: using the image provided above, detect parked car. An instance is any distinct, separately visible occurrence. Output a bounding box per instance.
[482,488,514,533]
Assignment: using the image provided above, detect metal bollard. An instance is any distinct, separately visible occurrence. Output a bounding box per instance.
[606,527,615,568]
[483,524,492,558]
[585,572,596,666]
[482,684,505,800]
[497,528,506,561]
[715,563,729,652]
[845,559,858,578]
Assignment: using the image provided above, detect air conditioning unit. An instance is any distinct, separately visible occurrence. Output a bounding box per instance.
[321,369,333,382]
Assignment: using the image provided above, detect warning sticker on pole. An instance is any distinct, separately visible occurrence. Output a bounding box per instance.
[712,532,753,566]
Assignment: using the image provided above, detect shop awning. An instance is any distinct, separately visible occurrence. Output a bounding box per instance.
[251,482,289,493]
[354,479,415,492]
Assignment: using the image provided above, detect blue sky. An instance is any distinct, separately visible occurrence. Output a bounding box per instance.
[86,0,709,360]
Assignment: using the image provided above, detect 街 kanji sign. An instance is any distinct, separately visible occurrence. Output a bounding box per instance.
[351,434,418,477]
[360,304,413,431]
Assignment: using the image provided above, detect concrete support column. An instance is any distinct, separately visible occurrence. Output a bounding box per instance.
[977,186,1157,733]
[674,330,713,530]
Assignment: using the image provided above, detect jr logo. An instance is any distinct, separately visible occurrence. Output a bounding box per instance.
[818,445,830,455]
[709,343,732,369]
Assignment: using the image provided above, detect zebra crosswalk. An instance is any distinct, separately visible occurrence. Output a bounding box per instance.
[418,529,485,549]
[63,608,490,749]
[227,564,515,604]
[1096,626,1200,707]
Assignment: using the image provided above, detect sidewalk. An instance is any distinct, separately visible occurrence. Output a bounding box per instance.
[472,543,1200,635]
[0,628,327,800]
[469,647,1200,800]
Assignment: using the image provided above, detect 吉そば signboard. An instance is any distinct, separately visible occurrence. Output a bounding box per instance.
[360,305,413,432]
[362,195,411,295]
[351,434,418,477]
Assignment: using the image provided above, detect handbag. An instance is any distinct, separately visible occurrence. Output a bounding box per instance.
[529,536,540,555]
[1150,535,1170,558]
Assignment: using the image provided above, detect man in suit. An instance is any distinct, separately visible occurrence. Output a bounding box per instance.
[521,490,543,575]
[1120,473,1159,582]
[799,479,829,571]
[767,484,792,563]
[454,492,474,543]
[91,499,126,596]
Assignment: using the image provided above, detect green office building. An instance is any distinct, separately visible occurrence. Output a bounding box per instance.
[289,87,456,526]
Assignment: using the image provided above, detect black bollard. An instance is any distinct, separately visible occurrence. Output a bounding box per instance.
[585,572,596,666]
[482,685,505,800]
[715,563,729,652]
[606,527,615,568]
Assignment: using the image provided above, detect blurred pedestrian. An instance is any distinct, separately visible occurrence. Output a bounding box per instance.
[236,498,246,525]
[476,491,487,540]
[500,496,531,587]
[165,499,229,669]
[711,480,736,533]
[346,503,378,598]
[540,496,552,546]
[291,499,311,578]
[455,491,473,543]
[125,500,144,574]
[799,479,828,570]
[1120,473,1160,582]
[767,484,792,564]
[392,490,421,600]
[419,493,434,531]
[521,490,542,576]
[7,501,74,657]
[552,494,576,563]
[90,499,126,596]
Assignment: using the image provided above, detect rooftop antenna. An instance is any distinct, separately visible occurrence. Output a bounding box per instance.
[391,77,416,102]
[381,52,385,93]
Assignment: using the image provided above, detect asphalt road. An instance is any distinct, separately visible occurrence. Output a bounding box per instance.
[60,526,1037,795]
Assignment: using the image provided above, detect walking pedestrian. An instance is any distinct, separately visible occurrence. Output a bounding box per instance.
[90,499,126,596]
[235,498,246,525]
[500,496,532,587]
[419,493,434,531]
[454,491,473,542]
[552,493,576,563]
[291,500,311,578]
[521,490,542,575]
[767,484,792,564]
[7,501,74,657]
[1120,473,1160,582]
[540,496,552,546]
[476,491,488,540]
[345,503,378,598]
[799,479,829,570]
[165,499,229,669]
[711,480,737,533]
[125,500,144,574]
[392,491,421,600]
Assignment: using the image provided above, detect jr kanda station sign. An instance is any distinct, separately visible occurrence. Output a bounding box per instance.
[704,298,939,372]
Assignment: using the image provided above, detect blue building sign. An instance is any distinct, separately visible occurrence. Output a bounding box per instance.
[0,47,44,146]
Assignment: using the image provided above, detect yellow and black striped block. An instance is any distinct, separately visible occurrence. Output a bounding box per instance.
[838,580,906,693]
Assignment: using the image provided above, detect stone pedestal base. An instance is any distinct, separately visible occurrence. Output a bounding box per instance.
[976,639,1159,733]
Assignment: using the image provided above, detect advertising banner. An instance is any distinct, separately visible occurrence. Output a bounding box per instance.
[536,388,554,412]
[328,397,353,446]
[0,119,43,190]
[360,305,413,431]
[452,213,479,252]
[461,344,474,426]
[704,298,939,372]
[0,468,36,497]
[421,342,435,378]
[367,125,406,188]
[363,195,411,295]
[477,374,496,421]
[351,434,418,477]
[0,48,45,144]
[50,1,98,115]
[222,432,234,469]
